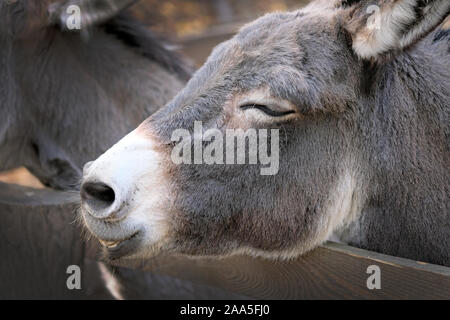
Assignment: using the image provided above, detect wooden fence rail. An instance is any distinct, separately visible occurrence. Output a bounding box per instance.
[128,242,450,299]
[1,182,449,299]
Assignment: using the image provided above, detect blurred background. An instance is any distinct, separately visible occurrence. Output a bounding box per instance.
[0,0,310,189]
[131,0,310,66]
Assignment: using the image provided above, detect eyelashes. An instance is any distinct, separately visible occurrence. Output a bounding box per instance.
[240,104,296,117]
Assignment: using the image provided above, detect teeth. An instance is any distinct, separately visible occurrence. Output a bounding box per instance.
[97,233,138,249]
[99,239,122,248]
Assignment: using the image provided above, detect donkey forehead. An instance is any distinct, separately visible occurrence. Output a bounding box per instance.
[211,10,344,74]
[238,3,342,45]
[152,7,347,121]
[192,13,345,97]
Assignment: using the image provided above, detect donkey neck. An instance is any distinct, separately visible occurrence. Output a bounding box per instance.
[345,48,449,265]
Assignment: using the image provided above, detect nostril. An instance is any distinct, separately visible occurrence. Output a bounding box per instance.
[81,182,115,212]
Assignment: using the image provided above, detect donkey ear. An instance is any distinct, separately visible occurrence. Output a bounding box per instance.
[48,0,137,31]
[344,0,450,59]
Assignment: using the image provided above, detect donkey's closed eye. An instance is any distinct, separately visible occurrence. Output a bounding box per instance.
[240,104,296,117]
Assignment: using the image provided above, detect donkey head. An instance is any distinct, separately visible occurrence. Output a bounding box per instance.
[80,0,449,261]
[0,0,188,189]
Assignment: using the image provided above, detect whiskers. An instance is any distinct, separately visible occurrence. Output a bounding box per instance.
[71,204,97,244]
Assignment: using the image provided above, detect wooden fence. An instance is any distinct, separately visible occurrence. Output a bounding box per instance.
[1,182,449,299]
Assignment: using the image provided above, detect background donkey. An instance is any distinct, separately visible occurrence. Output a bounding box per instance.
[0,0,190,190]
[0,0,248,299]
[80,0,449,267]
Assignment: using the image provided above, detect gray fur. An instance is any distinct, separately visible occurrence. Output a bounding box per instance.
[0,0,190,189]
[135,0,449,266]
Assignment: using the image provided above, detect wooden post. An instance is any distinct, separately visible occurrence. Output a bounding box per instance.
[0,182,111,299]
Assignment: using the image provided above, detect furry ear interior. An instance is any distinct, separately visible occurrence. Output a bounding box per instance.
[48,0,136,31]
[344,0,450,59]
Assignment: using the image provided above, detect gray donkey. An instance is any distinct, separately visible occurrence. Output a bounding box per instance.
[0,0,190,190]
[80,0,449,267]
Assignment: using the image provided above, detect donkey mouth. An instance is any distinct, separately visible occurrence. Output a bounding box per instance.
[98,232,136,248]
[99,231,142,260]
